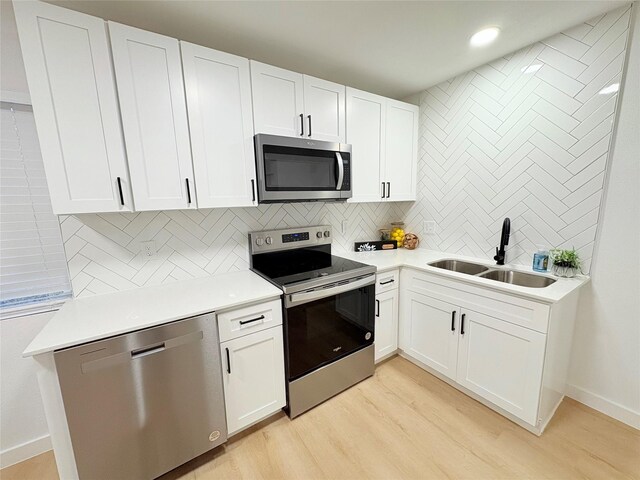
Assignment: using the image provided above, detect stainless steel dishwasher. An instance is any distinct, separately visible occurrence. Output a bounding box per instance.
[54,313,227,480]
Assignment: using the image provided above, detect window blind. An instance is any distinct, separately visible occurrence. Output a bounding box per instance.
[0,102,71,316]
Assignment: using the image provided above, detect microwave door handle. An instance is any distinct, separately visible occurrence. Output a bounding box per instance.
[336,152,345,190]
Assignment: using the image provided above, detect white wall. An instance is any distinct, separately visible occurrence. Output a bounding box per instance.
[566,5,640,428]
[0,1,30,103]
[405,5,633,273]
[0,312,54,467]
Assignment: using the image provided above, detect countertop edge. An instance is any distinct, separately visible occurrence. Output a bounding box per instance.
[22,292,282,358]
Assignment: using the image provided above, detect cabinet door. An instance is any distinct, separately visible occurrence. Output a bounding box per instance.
[221,326,286,435]
[303,75,345,142]
[383,99,418,201]
[13,2,132,214]
[181,42,257,208]
[109,22,195,211]
[456,310,545,425]
[346,88,385,202]
[250,61,304,137]
[375,290,398,362]
[400,291,459,380]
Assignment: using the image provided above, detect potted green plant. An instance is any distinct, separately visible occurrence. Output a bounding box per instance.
[549,247,581,278]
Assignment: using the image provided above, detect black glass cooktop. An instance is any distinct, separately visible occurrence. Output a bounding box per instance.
[251,245,372,288]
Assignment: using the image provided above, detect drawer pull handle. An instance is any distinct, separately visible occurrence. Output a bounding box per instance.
[239,315,265,326]
[461,313,466,335]
[379,279,395,285]
[451,311,456,332]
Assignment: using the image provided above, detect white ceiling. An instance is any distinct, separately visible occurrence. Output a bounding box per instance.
[5,1,630,100]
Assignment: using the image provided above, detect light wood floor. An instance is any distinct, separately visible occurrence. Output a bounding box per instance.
[3,356,639,480]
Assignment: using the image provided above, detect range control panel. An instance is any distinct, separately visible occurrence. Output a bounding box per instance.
[249,225,331,254]
[282,232,310,243]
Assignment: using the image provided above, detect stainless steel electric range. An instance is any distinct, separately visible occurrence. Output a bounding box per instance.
[249,225,376,418]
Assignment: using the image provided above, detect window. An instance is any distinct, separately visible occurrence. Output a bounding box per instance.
[0,102,71,318]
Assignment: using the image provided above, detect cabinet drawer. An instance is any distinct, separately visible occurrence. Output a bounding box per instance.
[401,268,550,333]
[217,299,282,342]
[376,269,399,294]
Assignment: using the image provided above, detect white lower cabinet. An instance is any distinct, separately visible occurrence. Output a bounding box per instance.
[456,310,545,425]
[400,292,459,380]
[397,267,578,434]
[400,289,545,426]
[217,299,286,436]
[374,289,398,362]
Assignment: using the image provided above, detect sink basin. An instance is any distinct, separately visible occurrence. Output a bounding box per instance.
[428,259,490,275]
[478,270,556,288]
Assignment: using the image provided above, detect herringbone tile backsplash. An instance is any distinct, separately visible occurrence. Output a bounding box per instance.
[60,202,411,297]
[404,5,632,272]
[61,6,631,297]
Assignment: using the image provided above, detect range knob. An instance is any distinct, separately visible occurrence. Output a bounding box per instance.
[316,231,323,239]
[323,230,331,238]
[255,237,264,246]
[265,236,273,245]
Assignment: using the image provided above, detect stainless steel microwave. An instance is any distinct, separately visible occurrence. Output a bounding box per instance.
[254,134,352,203]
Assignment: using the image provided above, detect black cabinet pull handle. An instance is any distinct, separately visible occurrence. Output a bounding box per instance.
[185,178,192,204]
[225,347,231,374]
[379,279,394,285]
[251,179,256,203]
[116,177,125,206]
[451,311,456,332]
[381,182,386,198]
[375,299,380,317]
[461,313,466,335]
[387,182,391,198]
[299,113,304,136]
[239,315,265,326]
[307,115,312,137]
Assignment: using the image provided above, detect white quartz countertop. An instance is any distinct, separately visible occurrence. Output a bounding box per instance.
[23,270,282,357]
[337,248,589,304]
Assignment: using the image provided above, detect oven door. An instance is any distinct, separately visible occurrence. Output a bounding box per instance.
[255,134,351,203]
[283,274,375,381]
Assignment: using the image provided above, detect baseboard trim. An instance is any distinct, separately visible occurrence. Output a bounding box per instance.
[566,384,640,430]
[0,435,52,469]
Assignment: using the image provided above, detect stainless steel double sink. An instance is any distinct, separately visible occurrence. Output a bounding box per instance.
[428,259,556,288]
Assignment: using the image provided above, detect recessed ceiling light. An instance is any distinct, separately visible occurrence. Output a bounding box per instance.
[598,83,619,95]
[521,64,542,74]
[470,27,501,47]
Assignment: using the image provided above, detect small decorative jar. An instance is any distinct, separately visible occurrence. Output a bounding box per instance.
[403,233,419,250]
[379,229,391,241]
[390,222,405,248]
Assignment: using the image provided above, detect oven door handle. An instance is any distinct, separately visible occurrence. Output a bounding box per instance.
[335,152,344,191]
[286,274,375,308]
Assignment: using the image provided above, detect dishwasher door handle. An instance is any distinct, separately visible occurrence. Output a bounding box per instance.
[81,330,203,373]
[131,342,165,359]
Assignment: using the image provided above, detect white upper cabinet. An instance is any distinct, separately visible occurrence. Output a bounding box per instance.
[384,100,418,201]
[302,75,345,142]
[347,90,418,203]
[181,42,257,208]
[108,22,195,211]
[13,1,132,214]
[250,62,345,141]
[250,61,305,138]
[346,88,386,202]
